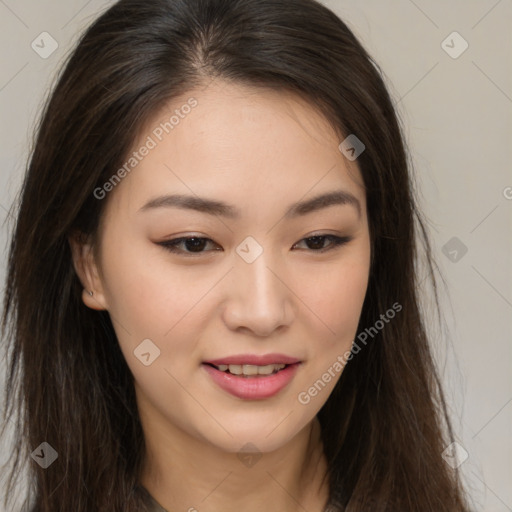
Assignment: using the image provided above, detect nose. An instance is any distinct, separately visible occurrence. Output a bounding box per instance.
[222,250,293,337]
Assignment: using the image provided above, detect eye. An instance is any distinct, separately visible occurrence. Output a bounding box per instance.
[157,236,221,255]
[156,234,352,256]
[292,234,353,252]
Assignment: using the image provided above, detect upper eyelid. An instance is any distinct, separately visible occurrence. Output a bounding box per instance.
[162,229,345,241]
[161,233,343,245]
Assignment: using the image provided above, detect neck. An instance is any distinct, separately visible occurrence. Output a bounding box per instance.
[139,415,329,512]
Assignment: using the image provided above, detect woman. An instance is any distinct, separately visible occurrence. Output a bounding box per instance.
[1,0,471,510]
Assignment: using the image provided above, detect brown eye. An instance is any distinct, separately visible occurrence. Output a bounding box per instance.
[157,237,221,255]
[157,234,352,257]
[292,235,352,252]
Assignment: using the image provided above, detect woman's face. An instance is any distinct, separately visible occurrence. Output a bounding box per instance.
[78,81,371,454]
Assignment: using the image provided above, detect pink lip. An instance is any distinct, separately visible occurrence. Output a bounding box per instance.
[202,362,301,400]
[204,353,301,366]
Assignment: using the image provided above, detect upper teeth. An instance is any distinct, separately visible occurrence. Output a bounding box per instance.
[216,363,286,376]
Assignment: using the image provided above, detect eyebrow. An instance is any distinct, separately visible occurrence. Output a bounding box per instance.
[138,190,361,220]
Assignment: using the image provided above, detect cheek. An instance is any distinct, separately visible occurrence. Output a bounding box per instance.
[100,235,212,337]
[295,258,369,343]
[99,238,219,387]
[294,260,369,408]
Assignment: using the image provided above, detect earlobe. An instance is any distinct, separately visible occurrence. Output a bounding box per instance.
[81,287,107,311]
[68,231,108,311]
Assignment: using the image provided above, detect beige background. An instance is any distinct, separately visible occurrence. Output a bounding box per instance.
[0,1,511,510]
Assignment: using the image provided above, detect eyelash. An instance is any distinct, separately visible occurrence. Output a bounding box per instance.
[157,234,353,256]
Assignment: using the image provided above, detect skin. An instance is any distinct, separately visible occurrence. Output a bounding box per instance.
[70,80,371,512]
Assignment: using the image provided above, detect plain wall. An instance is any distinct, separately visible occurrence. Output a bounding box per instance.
[1,1,510,510]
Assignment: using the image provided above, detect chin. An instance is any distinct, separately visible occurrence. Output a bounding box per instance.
[193,415,314,456]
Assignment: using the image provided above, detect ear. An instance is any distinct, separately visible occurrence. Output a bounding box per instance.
[68,230,109,311]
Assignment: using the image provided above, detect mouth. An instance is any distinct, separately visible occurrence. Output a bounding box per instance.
[203,361,294,377]
[201,357,302,400]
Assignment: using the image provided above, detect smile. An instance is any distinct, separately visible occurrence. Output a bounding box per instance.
[209,363,286,376]
[201,362,301,400]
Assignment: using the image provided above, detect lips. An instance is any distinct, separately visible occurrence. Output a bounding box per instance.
[203,353,301,367]
[202,361,301,399]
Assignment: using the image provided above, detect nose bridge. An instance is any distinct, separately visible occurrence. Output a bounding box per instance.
[239,246,282,306]
[240,249,278,298]
[224,239,292,334]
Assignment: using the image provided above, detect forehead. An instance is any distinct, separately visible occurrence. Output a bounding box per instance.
[102,81,365,220]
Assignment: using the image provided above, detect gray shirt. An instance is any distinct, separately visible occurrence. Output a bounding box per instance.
[137,485,169,512]
[136,484,336,511]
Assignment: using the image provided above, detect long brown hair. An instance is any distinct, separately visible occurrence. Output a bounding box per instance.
[1,0,471,510]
